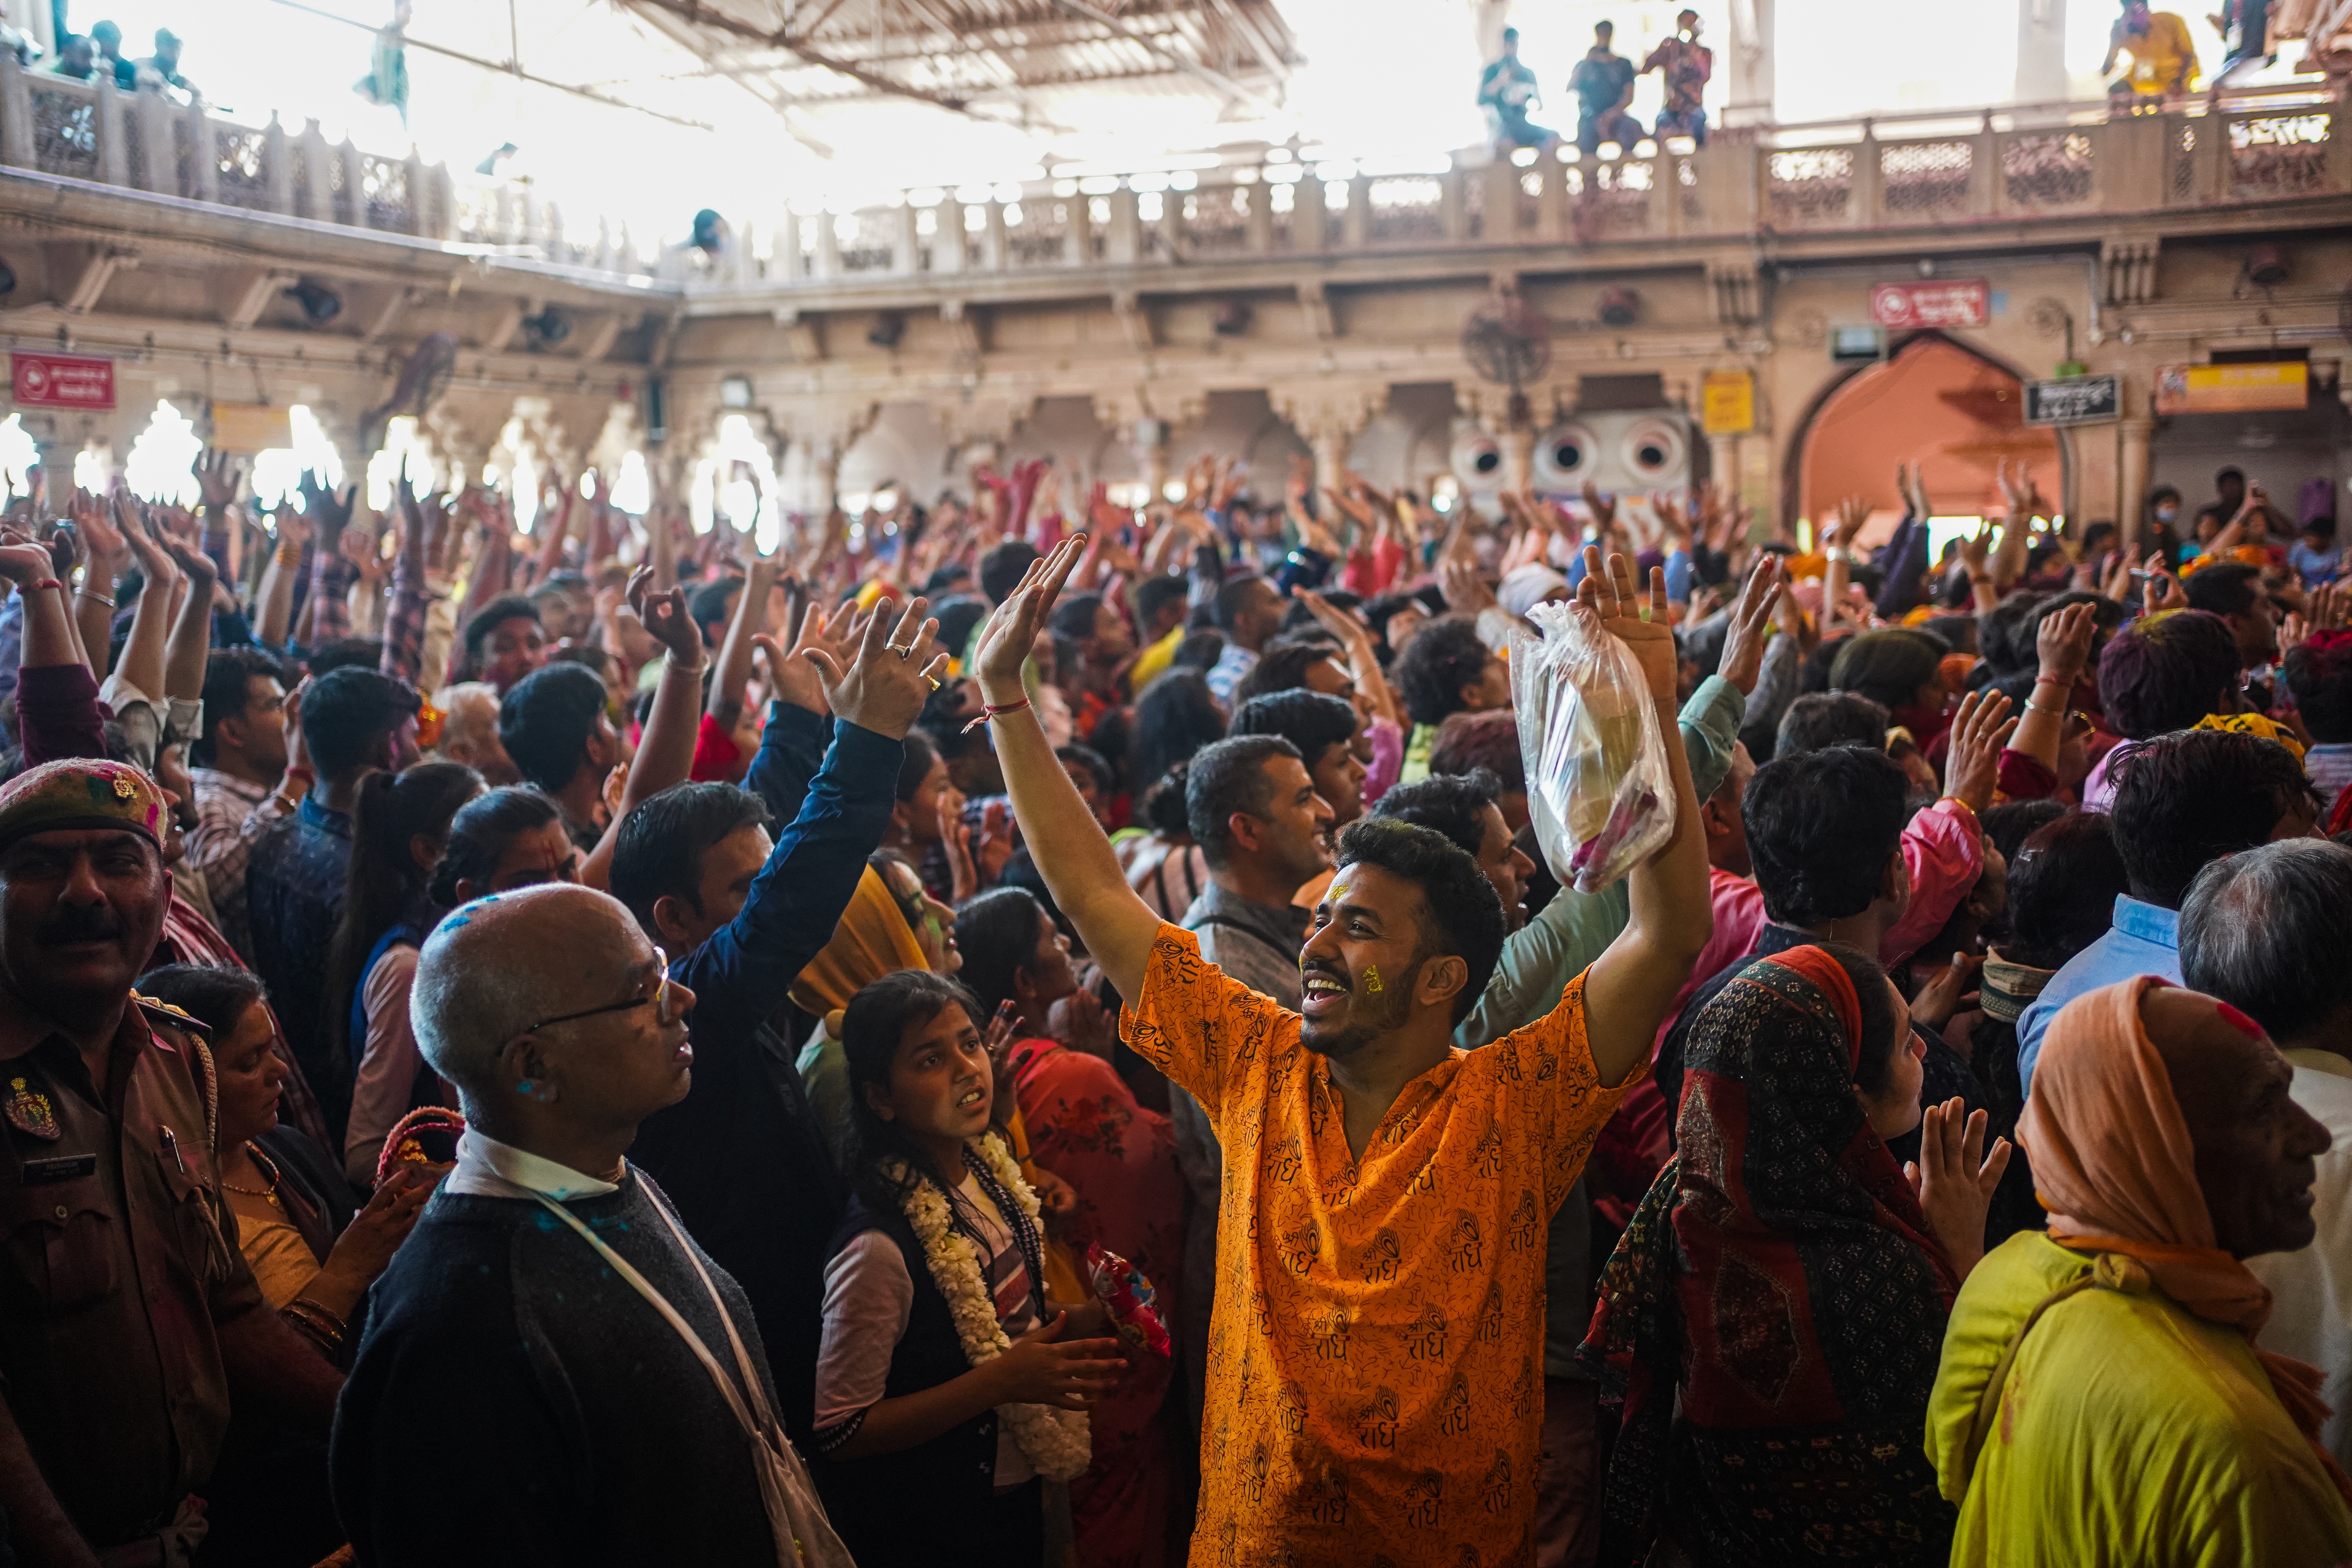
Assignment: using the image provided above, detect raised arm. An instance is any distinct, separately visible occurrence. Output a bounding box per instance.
[162,537,219,700]
[113,499,182,696]
[581,567,707,891]
[708,543,776,736]
[255,509,302,649]
[70,489,128,667]
[972,535,1164,1002]
[1574,546,1714,1088]
[379,477,432,686]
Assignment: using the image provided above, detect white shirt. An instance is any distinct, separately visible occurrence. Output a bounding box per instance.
[443,1128,621,1202]
[2248,1049,2352,1472]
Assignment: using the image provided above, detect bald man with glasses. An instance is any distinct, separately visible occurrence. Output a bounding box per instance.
[330,882,852,1567]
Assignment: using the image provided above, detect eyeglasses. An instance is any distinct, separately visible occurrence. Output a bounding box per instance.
[523,947,677,1032]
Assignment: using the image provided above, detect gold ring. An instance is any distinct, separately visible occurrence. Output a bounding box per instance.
[925,675,942,691]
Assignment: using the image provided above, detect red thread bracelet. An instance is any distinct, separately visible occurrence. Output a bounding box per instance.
[963,697,1031,734]
[22,579,62,594]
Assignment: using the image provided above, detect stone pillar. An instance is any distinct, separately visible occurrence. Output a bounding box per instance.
[0,51,30,172]
[1725,0,1776,129]
[1272,383,1386,498]
[2013,0,2070,105]
[2117,410,2154,559]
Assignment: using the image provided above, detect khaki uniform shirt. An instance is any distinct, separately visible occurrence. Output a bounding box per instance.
[0,995,261,1549]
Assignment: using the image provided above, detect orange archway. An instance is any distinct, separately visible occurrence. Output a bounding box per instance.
[1793,333,2065,538]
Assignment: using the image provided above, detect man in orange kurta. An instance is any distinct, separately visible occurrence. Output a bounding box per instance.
[969,537,1717,1566]
[1126,932,1632,1563]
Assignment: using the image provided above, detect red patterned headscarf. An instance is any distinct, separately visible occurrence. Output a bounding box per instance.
[1580,945,1961,1564]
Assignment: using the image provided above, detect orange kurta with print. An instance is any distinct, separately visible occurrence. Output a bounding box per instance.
[1120,923,1635,1568]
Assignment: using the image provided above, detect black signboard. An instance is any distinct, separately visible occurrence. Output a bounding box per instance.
[2025,374,2120,427]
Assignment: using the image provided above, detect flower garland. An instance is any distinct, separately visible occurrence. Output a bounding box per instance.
[897,1131,1091,1481]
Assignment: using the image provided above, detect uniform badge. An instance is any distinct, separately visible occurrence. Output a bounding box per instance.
[6,1077,59,1140]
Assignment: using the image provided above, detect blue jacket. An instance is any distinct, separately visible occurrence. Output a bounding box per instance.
[625,703,903,1441]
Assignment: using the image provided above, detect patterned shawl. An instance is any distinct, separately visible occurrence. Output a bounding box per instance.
[1580,945,1959,1567]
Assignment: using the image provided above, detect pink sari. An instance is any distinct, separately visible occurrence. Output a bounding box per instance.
[1011,1038,1185,1568]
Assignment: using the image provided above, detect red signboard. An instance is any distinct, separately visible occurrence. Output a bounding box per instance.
[10,352,115,412]
[1869,281,1990,330]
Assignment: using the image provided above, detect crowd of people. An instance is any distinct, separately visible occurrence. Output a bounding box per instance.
[3,427,2350,1568]
[43,17,197,100]
[1480,12,1713,154]
[1481,0,2297,153]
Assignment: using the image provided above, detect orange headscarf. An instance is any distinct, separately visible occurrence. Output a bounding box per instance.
[2023,975,2350,1499]
[788,865,929,1017]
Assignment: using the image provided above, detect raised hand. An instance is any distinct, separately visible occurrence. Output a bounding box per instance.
[1715,552,1784,697]
[2141,553,2190,614]
[1575,543,1676,702]
[805,594,943,740]
[973,535,1085,700]
[0,530,56,584]
[1941,687,2018,815]
[1904,1097,2011,1280]
[2034,601,2099,692]
[754,591,862,718]
[192,447,243,511]
[116,495,180,588]
[1441,556,1496,615]
[626,564,703,668]
[298,470,358,540]
[1580,478,1617,537]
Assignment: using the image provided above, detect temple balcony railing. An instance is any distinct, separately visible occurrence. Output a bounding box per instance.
[674,88,2352,300]
[0,43,2339,299]
[0,51,656,280]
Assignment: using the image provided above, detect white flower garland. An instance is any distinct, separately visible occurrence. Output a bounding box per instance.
[897,1132,1091,1481]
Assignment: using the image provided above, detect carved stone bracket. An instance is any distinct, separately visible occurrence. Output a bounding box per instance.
[1270,380,1386,491]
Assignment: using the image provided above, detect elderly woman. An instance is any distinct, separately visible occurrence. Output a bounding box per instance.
[1582,941,2008,1566]
[1928,976,2352,1565]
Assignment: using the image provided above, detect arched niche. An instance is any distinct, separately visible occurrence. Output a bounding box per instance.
[1784,331,2069,538]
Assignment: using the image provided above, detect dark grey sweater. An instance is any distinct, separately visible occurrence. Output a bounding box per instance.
[331,1172,783,1566]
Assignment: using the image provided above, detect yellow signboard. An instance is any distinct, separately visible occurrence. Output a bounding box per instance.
[1700,369,1755,435]
[2152,361,2308,416]
[209,401,293,454]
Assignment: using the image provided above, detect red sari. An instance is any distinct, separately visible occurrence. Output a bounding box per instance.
[1010,1038,1184,1568]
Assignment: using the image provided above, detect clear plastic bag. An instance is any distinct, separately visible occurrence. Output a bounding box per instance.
[1509,598,1676,894]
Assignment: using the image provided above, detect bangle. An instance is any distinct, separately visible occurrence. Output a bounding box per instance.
[665,650,708,677]
[75,588,114,608]
[962,696,1031,735]
[2025,699,2066,717]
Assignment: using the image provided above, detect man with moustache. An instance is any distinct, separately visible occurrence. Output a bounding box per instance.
[0,750,341,1564]
[972,536,1714,1566]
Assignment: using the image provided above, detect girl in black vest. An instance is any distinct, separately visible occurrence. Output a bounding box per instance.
[812,970,1126,1567]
